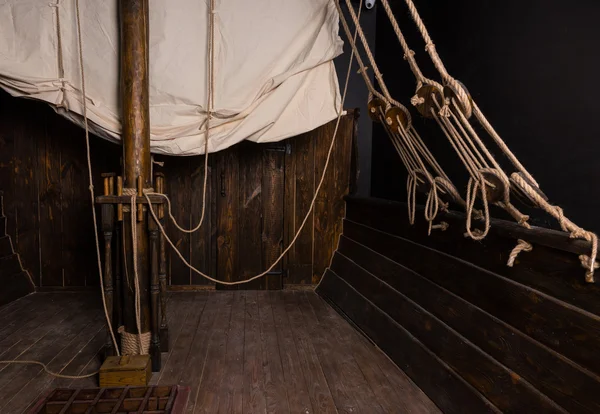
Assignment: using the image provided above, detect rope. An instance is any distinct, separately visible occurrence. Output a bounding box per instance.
[76,0,119,357]
[511,173,598,282]
[378,0,442,93]
[122,187,154,355]
[120,330,151,356]
[341,0,394,105]
[401,0,539,186]
[0,361,98,379]
[335,0,399,107]
[507,239,533,267]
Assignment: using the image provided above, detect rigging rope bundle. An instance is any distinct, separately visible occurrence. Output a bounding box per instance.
[340,0,597,281]
[337,0,463,233]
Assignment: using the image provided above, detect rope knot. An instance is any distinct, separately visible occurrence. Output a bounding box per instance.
[411,95,425,107]
[403,50,415,60]
[357,66,369,75]
[438,104,452,118]
[507,239,533,267]
[580,255,599,283]
[431,221,449,232]
[425,42,436,53]
[570,228,588,240]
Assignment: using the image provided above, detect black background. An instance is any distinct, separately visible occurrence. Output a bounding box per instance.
[370,0,600,233]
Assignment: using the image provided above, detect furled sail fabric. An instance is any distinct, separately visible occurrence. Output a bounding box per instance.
[0,0,342,155]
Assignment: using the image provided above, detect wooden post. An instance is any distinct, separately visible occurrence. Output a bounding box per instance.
[155,173,169,351]
[101,204,115,358]
[148,216,161,371]
[120,0,151,356]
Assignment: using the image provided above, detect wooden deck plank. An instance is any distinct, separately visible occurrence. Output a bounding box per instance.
[243,291,267,413]
[151,292,194,385]
[310,289,441,414]
[1,315,103,413]
[305,291,386,414]
[0,293,61,345]
[271,291,314,414]
[217,291,245,413]
[176,291,221,412]
[298,291,357,413]
[193,291,234,413]
[257,291,290,414]
[2,291,438,414]
[284,291,337,414]
[158,292,208,385]
[0,295,92,407]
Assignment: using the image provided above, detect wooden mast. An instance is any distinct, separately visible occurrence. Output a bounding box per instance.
[120,0,151,356]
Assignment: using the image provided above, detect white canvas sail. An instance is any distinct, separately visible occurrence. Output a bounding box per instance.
[0,0,343,155]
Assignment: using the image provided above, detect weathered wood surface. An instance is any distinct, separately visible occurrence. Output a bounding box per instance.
[0,191,35,306]
[318,196,600,413]
[0,291,438,414]
[337,235,600,414]
[0,91,119,289]
[345,196,600,315]
[0,87,356,287]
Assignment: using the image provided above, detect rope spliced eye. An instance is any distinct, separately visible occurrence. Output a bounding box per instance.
[414,85,444,119]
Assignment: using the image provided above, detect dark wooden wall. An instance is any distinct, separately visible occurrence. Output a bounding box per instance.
[155,110,357,288]
[0,91,120,288]
[319,197,600,413]
[0,90,357,288]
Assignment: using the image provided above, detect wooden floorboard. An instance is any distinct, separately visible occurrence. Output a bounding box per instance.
[0,290,438,414]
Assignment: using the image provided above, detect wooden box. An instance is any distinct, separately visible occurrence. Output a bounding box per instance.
[99,355,151,387]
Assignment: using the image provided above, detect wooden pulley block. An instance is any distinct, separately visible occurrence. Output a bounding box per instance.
[480,171,506,203]
[415,85,444,119]
[384,106,411,131]
[367,98,386,122]
[443,80,472,118]
[510,172,549,208]
[415,170,432,194]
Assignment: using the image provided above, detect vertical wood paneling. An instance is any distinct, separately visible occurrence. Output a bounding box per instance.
[287,132,315,284]
[11,98,41,286]
[164,159,191,286]
[216,146,239,287]
[312,120,336,284]
[38,114,63,287]
[262,146,284,289]
[0,90,357,287]
[189,154,213,286]
[238,143,263,289]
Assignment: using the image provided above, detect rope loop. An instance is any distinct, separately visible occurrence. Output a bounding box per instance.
[465,174,490,241]
[406,173,418,225]
[507,239,533,267]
